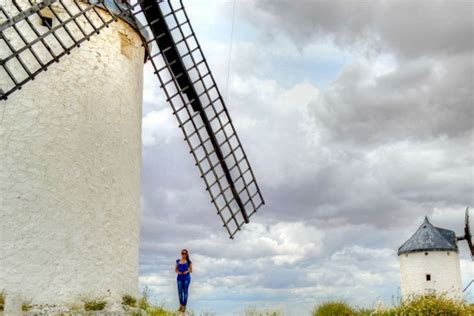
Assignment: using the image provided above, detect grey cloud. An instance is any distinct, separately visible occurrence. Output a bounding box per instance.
[311,55,473,146]
[244,0,474,58]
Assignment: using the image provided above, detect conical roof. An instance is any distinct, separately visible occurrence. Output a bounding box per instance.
[398,217,458,255]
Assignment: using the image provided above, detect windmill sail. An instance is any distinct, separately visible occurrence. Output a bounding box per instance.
[0,0,264,238]
[461,208,473,257]
[136,0,265,237]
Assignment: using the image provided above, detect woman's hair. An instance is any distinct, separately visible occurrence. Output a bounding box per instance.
[182,249,191,265]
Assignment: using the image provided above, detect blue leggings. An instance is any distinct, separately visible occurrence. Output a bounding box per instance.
[177,279,190,306]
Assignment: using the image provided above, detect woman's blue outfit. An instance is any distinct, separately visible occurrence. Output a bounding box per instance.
[176,259,191,306]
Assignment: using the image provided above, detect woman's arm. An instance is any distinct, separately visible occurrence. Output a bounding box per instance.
[184,263,192,275]
[175,264,182,275]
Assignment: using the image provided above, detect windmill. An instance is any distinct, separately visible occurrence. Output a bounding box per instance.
[0,0,264,309]
[398,207,473,301]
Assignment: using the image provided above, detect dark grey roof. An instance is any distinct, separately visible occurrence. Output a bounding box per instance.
[398,217,458,255]
[435,226,457,248]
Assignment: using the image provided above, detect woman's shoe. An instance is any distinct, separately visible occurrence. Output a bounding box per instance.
[178,305,184,312]
[182,305,186,312]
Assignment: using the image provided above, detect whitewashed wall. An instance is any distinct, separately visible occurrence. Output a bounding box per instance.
[399,251,463,301]
[0,0,144,305]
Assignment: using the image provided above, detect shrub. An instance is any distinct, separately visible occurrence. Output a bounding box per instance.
[313,300,355,316]
[122,294,137,307]
[83,298,107,311]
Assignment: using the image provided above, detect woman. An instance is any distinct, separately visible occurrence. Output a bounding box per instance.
[175,249,192,312]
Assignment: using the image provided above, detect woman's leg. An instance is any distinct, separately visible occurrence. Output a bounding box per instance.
[182,279,191,306]
[177,279,184,306]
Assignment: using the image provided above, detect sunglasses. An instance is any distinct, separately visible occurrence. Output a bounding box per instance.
[181,252,188,255]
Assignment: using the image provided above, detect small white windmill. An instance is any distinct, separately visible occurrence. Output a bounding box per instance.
[398,208,473,301]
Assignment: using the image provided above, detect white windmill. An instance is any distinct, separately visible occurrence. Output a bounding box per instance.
[398,208,473,301]
[0,0,264,310]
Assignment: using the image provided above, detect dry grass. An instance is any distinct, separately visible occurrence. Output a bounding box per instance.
[313,294,473,316]
[376,294,474,315]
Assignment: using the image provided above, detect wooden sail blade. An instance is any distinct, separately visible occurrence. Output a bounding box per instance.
[135,0,264,238]
[465,208,474,257]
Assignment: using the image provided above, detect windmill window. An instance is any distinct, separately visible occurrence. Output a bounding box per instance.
[425,252,428,256]
[426,274,431,281]
[40,16,53,29]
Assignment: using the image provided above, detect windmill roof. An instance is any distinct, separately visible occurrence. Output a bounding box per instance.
[398,217,458,255]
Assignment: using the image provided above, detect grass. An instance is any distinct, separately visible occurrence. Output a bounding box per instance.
[2,288,470,316]
[0,287,176,315]
[122,294,137,307]
[136,286,179,315]
[138,286,152,311]
[146,305,180,316]
[246,312,283,316]
[83,297,107,311]
[21,301,30,312]
[378,294,474,315]
[0,290,4,311]
[312,300,354,316]
[0,291,30,313]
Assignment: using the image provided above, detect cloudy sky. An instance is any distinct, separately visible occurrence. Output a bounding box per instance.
[138,0,474,315]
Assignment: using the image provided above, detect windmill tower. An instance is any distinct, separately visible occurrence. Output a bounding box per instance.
[0,0,264,309]
[398,208,473,301]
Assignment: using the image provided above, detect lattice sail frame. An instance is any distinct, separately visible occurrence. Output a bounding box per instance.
[0,0,264,238]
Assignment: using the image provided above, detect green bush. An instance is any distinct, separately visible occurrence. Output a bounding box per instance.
[313,301,355,316]
[83,298,107,311]
[122,294,137,307]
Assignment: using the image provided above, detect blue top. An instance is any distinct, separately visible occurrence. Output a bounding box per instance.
[176,259,192,281]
